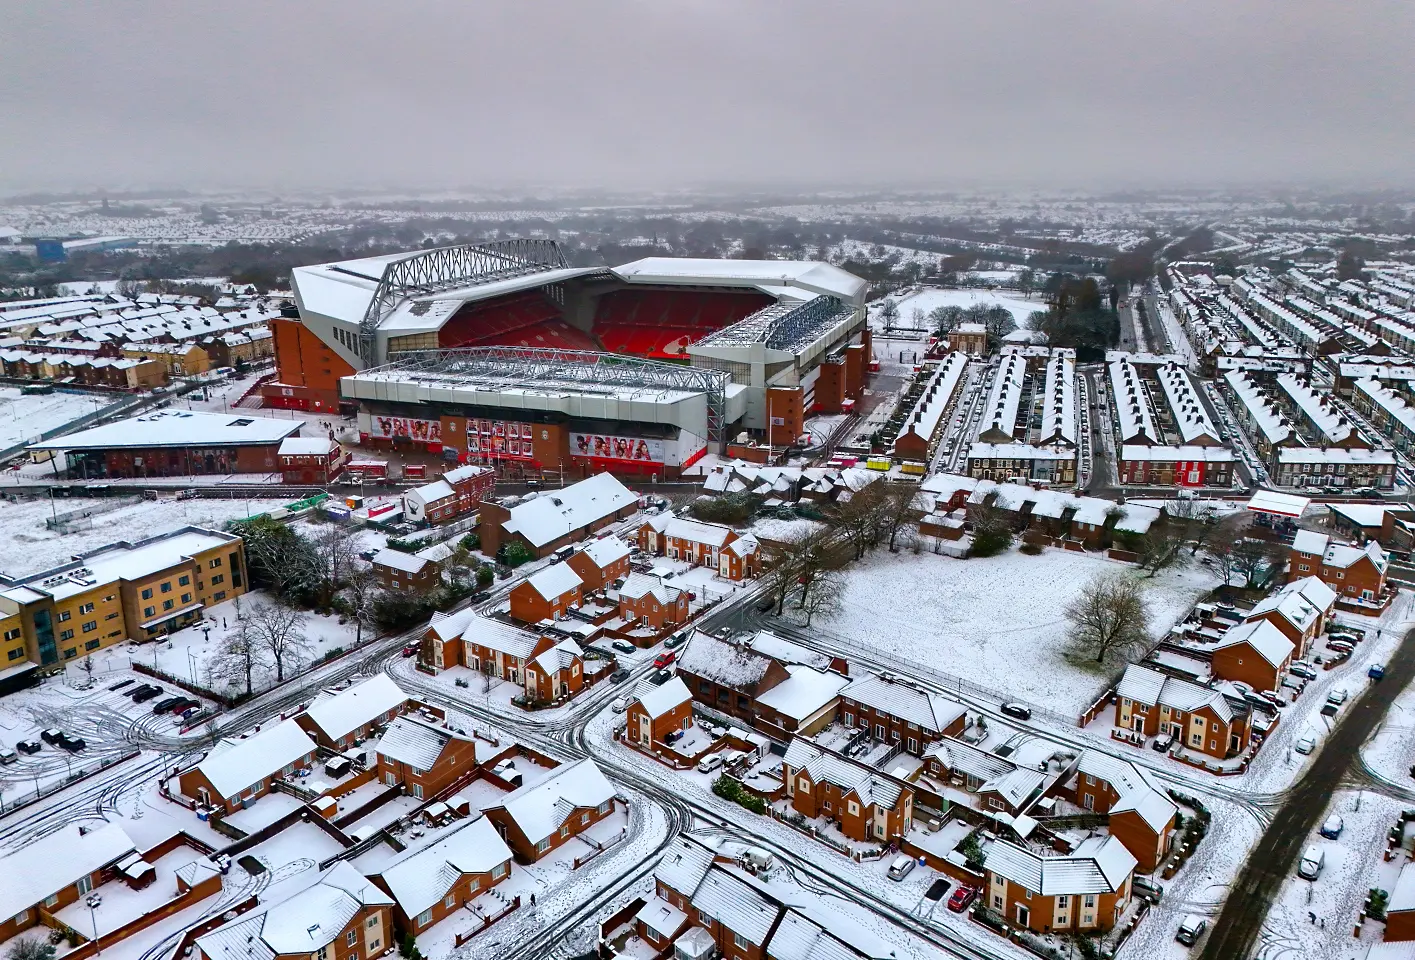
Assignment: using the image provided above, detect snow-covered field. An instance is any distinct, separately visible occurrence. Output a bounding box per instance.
[0,387,115,448]
[889,288,1041,328]
[823,547,1218,715]
[0,494,292,577]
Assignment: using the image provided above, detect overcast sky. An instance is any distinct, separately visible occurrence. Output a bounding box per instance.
[2,0,1411,193]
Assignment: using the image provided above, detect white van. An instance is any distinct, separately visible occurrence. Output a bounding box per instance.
[742,847,774,872]
[1298,845,1324,880]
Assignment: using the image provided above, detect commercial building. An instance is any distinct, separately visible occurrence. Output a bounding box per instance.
[277,436,347,484]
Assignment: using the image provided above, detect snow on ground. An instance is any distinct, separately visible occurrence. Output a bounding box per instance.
[0,494,291,577]
[823,546,1218,715]
[748,516,828,544]
[889,288,1041,328]
[0,387,116,448]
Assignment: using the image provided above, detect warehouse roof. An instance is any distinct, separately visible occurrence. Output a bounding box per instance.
[30,409,302,451]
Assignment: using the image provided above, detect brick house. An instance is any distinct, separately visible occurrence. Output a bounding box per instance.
[371,547,441,593]
[634,514,759,580]
[565,536,633,591]
[1241,575,1337,657]
[522,636,586,702]
[1065,751,1177,872]
[478,472,638,560]
[482,758,617,863]
[277,435,346,484]
[1210,619,1296,694]
[402,464,495,525]
[837,672,968,755]
[617,571,689,629]
[1115,664,1252,759]
[0,824,136,946]
[1385,860,1415,941]
[419,611,585,701]
[626,675,694,749]
[675,629,845,730]
[984,836,1136,934]
[373,714,480,801]
[780,738,914,844]
[508,563,584,624]
[295,674,411,750]
[178,719,317,813]
[370,817,512,937]
[194,862,392,960]
[921,737,1050,817]
[1290,530,1389,602]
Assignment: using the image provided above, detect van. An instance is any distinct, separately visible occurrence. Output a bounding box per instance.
[742,847,775,872]
[1298,845,1324,880]
[1133,876,1164,901]
[1175,915,1207,946]
[887,855,916,881]
[552,546,575,563]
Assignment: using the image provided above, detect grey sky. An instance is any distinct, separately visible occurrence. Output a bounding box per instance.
[2,0,1411,192]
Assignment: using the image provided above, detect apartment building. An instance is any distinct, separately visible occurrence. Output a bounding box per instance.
[1291,530,1389,602]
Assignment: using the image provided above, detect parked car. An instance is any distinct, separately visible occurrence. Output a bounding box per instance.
[697,753,725,773]
[1133,876,1164,901]
[612,640,637,655]
[1371,663,1387,681]
[1152,732,1175,753]
[152,696,184,714]
[0,746,16,765]
[1294,734,1316,755]
[1327,688,1348,706]
[611,697,628,714]
[610,669,630,684]
[653,651,677,669]
[40,728,64,745]
[886,855,916,881]
[176,708,205,725]
[469,591,490,603]
[947,886,977,913]
[664,632,689,649]
[170,698,199,714]
[126,684,156,700]
[999,702,1031,721]
[1320,814,1344,839]
[401,643,419,658]
[648,668,673,686]
[133,687,163,703]
[58,734,86,753]
[16,740,40,755]
[1326,639,1355,655]
[1290,661,1318,680]
[1175,915,1207,947]
[492,759,517,778]
[1298,845,1325,880]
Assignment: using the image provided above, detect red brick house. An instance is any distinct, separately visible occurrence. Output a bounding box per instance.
[1115,665,1252,759]
[617,571,689,629]
[295,674,411,750]
[780,738,914,844]
[626,676,694,749]
[374,714,480,801]
[837,672,968,755]
[482,758,617,862]
[420,611,586,701]
[565,536,633,590]
[1290,530,1389,603]
[369,817,511,937]
[921,737,1048,816]
[371,547,442,593]
[676,629,847,733]
[1210,619,1296,694]
[984,836,1135,934]
[1385,861,1415,941]
[178,719,317,813]
[508,563,583,624]
[1065,751,1177,872]
[0,824,137,946]
[402,464,494,525]
[478,472,638,560]
[277,435,347,484]
[634,514,760,580]
[1241,575,1337,657]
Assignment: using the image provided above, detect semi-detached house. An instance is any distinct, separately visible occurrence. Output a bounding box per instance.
[676,629,848,736]
[508,562,584,624]
[780,738,914,844]
[481,758,617,863]
[1240,575,1336,657]
[617,571,690,629]
[1067,750,1177,872]
[478,472,638,560]
[1210,619,1297,694]
[373,714,479,800]
[178,718,317,813]
[1115,664,1252,759]
[984,835,1136,934]
[421,609,586,701]
[369,816,512,937]
[1291,529,1389,603]
[295,673,411,750]
[634,514,760,581]
[627,675,695,749]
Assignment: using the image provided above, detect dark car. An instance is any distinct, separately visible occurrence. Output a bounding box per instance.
[947,886,977,913]
[648,668,672,686]
[153,696,185,714]
[169,698,200,714]
[40,728,64,745]
[133,687,164,703]
[127,684,156,701]
[1000,702,1032,722]
[470,591,490,603]
[610,669,630,683]
[58,734,86,752]
[16,739,41,754]
[664,632,688,650]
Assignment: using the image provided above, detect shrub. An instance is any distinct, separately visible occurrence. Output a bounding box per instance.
[502,542,534,568]
[476,565,494,587]
[384,537,419,553]
[372,590,433,631]
[1370,887,1390,920]
[971,525,1012,557]
[460,532,480,552]
[712,775,767,814]
[1019,542,1043,555]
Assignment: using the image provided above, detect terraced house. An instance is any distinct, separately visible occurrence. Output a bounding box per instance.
[837,672,968,755]
[780,738,914,844]
[1115,664,1252,759]
[983,836,1136,934]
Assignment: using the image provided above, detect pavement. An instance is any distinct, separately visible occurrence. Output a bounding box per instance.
[1199,625,1415,960]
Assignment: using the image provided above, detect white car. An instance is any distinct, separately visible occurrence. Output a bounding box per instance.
[1294,734,1316,755]
[611,697,628,714]
[1327,688,1348,706]
[697,753,725,773]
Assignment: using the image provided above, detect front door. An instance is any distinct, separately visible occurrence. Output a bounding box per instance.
[1015,904,1030,928]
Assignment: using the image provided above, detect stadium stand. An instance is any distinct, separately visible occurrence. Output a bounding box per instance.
[438,292,563,348]
[591,288,771,359]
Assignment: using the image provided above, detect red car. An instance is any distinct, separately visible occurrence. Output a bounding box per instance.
[401,643,419,658]
[653,651,676,669]
[947,886,976,913]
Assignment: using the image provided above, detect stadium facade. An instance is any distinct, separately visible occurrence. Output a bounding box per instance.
[267,240,870,477]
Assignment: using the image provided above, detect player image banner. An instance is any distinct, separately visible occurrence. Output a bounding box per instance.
[571,432,665,465]
[370,415,442,444]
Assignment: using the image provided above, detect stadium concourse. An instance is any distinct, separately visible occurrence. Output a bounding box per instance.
[266,240,873,478]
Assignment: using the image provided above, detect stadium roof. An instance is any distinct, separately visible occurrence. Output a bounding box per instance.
[614,257,868,305]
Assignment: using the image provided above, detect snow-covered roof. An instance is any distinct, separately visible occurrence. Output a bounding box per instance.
[689,865,780,947]
[984,835,1135,896]
[782,738,904,810]
[530,637,583,677]
[405,478,456,505]
[196,861,392,960]
[442,463,491,485]
[29,409,301,451]
[662,516,735,547]
[0,824,135,921]
[612,257,867,306]
[1108,358,1159,444]
[840,673,966,735]
[278,436,335,457]
[636,897,688,941]
[1039,352,1077,446]
[741,629,832,669]
[1247,489,1310,518]
[1328,502,1405,529]
[577,535,632,569]
[524,562,584,601]
[1075,750,1175,833]
[1120,444,1235,463]
[1116,665,1235,724]
[303,674,408,742]
[372,547,430,574]
[1245,576,1335,632]
[1275,445,1396,466]
[15,527,240,602]
[374,715,469,770]
[1156,363,1218,444]
[655,836,715,896]
[1292,529,1329,555]
[1276,374,1354,445]
[632,675,692,720]
[1213,620,1295,668]
[483,758,615,844]
[1223,370,1292,446]
[1391,860,1415,915]
[375,817,511,916]
[459,617,542,659]
[1112,503,1161,534]
[618,570,682,605]
[502,473,637,548]
[980,351,1027,440]
[197,719,317,800]
[755,665,849,723]
[893,352,969,452]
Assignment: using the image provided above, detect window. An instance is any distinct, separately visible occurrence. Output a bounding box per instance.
[105,612,118,620]
[536,838,550,853]
[79,602,94,614]
[57,610,70,622]
[411,784,423,799]
[214,591,226,602]
[843,712,854,726]
[597,800,611,814]
[179,575,190,586]
[698,908,712,925]
[6,649,22,661]
[3,628,18,642]
[85,639,100,651]
[44,894,59,908]
[559,824,569,838]
[12,910,29,924]
[76,876,92,895]
[160,582,172,593]
[492,863,506,879]
[732,933,747,950]
[209,557,222,568]
[366,917,377,929]
[181,593,192,604]
[144,606,155,618]
[141,588,153,600]
[1058,895,1069,908]
[580,813,589,825]
[212,574,225,585]
[163,599,174,611]
[346,931,357,947]
[82,620,97,633]
[59,628,74,641]
[1084,895,1096,908]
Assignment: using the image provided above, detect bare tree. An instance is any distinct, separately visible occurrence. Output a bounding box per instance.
[879,298,899,334]
[311,523,358,592]
[206,618,269,696]
[797,569,844,627]
[343,568,379,646]
[249,600,312,683]
[878,485,924,553]
[441,541,476,586]
[1166,497,1220,555]
[1231,537,1283,589]
[1137,522,1188,577]
[830,485,889,560]
[1064,574,1152,664]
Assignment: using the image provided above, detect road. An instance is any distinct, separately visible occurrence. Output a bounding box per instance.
[1198,625,1415,960]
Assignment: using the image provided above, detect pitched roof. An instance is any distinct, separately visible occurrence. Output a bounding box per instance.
[755,665,849,723]
[483,758,615,844]
[578,535,632,568]
[654,836,715,897]
[689,865,780,947]
[303,674,408,742]
[0,824,135,921]
[782,738,905,809]
[373,548,430,574]
[1075,750,1176,833]
[840,673,967,734]
[677,631,774,688]
[984,835,1136,896]
[523,562,584,601]
[633,675,692,719]
[1116,664,1236,724]
[375,817,511,916]
[662,516,734,547]
[1214,619,1295,667]
[501,473,637,547]
[196,719,316,799]
[618,571,682,605]
[374,714,471,770]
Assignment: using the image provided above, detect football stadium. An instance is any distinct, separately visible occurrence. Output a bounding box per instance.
[266,240,871,477]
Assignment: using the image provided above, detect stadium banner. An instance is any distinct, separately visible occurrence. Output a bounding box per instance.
[571,432,665,466]
[370,415,442,444]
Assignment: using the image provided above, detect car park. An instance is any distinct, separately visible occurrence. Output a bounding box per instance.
[1175,915,1207,947]
[126,684,156,700]
[947,886,976,913]
[1000,702,1031,721]
[133,686,164,703]
[1298,845,1324,880]
[1294,734,1316,755]
[886,855,916,881]
[1320,814,1344,839]
[16,740,40,754]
